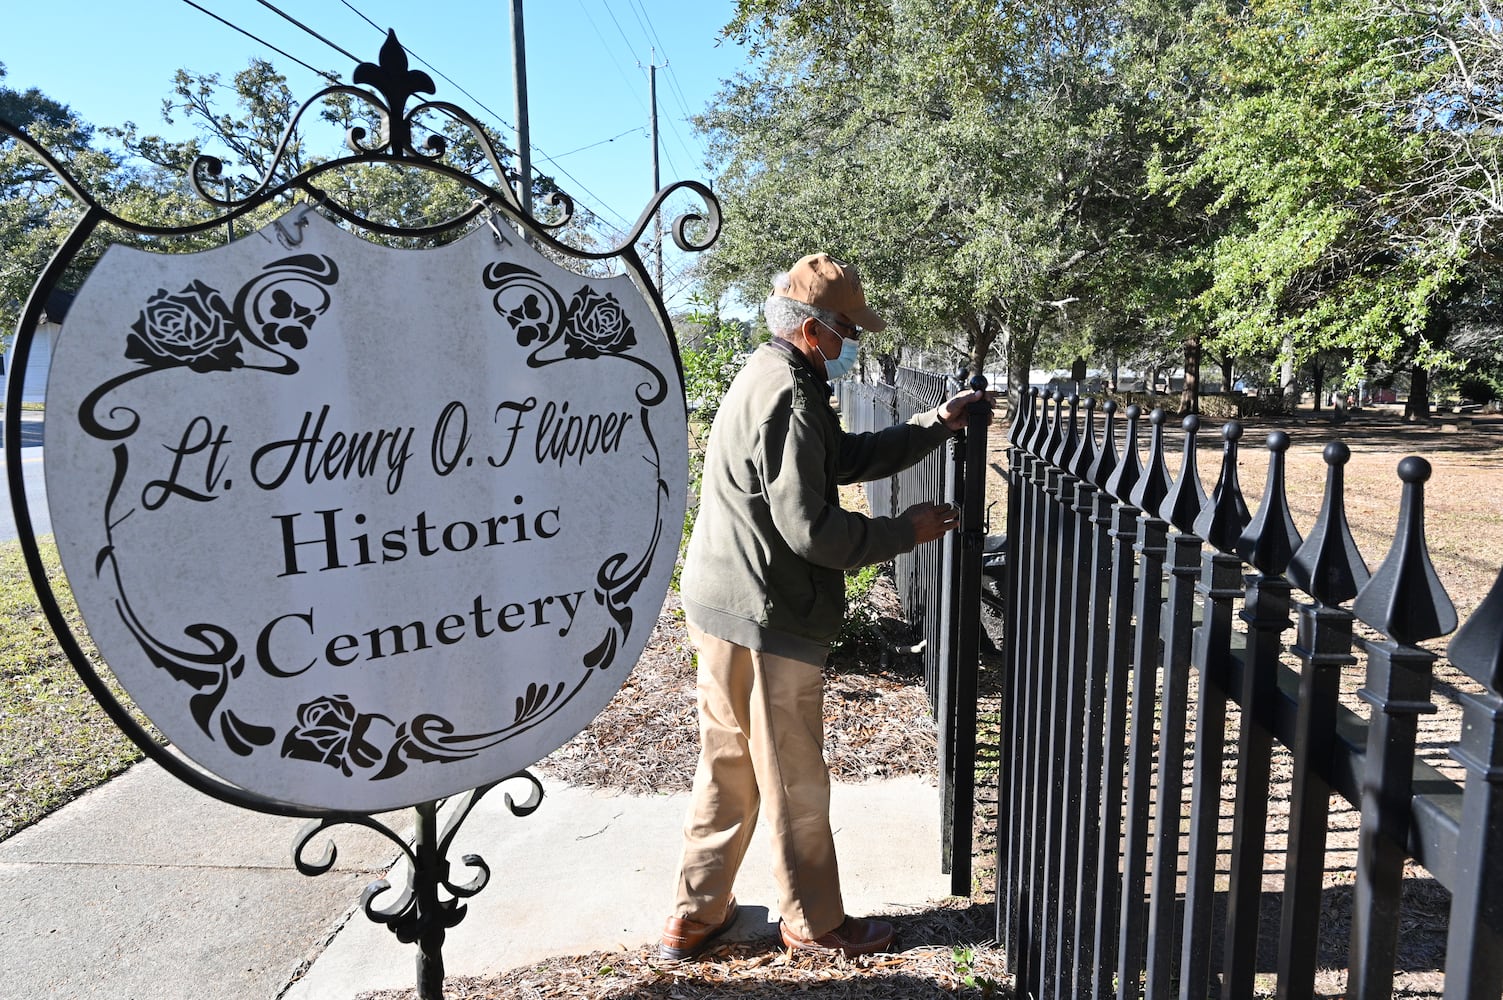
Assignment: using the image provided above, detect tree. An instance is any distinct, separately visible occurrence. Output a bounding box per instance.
[112,58,584,248]
[0,66,126,337]
[699,0,1184,399]
[1,54,612,347]
[1152,0,1477,418]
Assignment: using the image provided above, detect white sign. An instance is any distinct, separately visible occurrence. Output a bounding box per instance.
[45,210,686,812]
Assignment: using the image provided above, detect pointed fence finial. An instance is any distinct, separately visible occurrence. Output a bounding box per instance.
[1130,407,1172,517]
[1055,394,1081,468]
[1045,392,1067,465]
[1027,387,1051,456]
[1195,421,1252,553]
[1161,413,1209,533]
[1008,386,1034,449]
[1287,441,1371,606]
[1238,431,1303,576]
[1087,399,1119,490]
[1072,397,1098,480]
[1448,563,1503,692]
[1105,403,1143,503]
[1351,456,1459,644]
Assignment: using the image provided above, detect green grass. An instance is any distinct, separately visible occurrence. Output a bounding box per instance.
[0,537,157,840]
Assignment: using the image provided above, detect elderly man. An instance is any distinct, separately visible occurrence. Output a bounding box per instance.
[660,252,989,960]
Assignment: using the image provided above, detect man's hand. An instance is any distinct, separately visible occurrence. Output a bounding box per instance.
[938,389,997,431]
[905,501,961,545]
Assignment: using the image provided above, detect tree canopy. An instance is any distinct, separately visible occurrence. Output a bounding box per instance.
[698,0,1503,411]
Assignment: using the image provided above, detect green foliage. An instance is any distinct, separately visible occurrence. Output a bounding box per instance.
[1152,0,1472,381]
[951,944,1004,996]
[674,298,755,588]
[833,563,886,652]
[704,0,1187,391]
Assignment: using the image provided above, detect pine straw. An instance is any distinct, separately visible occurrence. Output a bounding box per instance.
[357,900,1006,1000]
[359,900,1005,1000]
[354,581,1011,1000]
[533,589,943,794]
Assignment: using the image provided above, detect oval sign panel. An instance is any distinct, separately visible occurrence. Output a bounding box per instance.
[45,210,686,812]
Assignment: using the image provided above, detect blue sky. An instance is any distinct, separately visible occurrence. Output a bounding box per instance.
[3,0,751,300]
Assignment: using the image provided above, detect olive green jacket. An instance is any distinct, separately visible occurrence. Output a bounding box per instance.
[680,339,954,662]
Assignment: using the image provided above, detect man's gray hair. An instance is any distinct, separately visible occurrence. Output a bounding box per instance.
[764,292,834,339]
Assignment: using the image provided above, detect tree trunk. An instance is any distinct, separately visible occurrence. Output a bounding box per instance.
[1405,366,1432,422]
[1006,320,1039,410]
[1280,334,1296,401]
[1179,332,1202,414]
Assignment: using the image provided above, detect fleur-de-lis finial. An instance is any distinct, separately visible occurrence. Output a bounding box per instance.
[352,30,437,155]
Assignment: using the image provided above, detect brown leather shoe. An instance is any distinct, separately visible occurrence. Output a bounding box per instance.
[659,898,738,961]
[780,915,895,957]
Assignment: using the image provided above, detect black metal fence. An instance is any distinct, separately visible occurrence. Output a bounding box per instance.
[835,369,990,894]
[998,390,1503,999]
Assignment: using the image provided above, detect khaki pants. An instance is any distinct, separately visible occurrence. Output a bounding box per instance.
[670,625,845,940]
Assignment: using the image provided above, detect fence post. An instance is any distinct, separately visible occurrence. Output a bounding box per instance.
[1071,399,1118,996]
[1443,564,1503,1000]
[1091,403,1144,1000]
[1265,442,1369,999]
[1347,457,1457,1000]
[1117,408,1173,1000]
[1177,422,1252,1000]
[1032,395,1089,997]
[999,388,1036,967]
[1143,416,1209,1000]
[1051,396,1098,997]
[1018,391,1058,990]
[943,374,988,896]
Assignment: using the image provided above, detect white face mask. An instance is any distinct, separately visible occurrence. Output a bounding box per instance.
[816,321,861,380]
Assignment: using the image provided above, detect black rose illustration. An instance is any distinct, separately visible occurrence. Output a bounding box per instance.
[281,694,387,776]
[563,286,636,358]
[125,280,243,372]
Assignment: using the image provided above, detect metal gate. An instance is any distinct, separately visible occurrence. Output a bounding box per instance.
[836,368,990,894]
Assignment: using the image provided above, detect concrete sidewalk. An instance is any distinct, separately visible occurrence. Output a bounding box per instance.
[0,757,952,1000]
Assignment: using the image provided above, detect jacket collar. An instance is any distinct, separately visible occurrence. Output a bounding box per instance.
[766,337,832,395]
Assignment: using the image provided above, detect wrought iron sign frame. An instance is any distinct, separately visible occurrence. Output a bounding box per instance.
[1,30,719,999]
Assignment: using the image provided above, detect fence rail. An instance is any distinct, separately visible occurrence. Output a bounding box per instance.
[998,389,1503,1000]
[836,370,990,894]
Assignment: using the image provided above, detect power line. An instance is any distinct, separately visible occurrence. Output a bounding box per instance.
[599,0,641,61]
[553,126,648,159]
[337,2,636,227]
[185,0,642,229]
[178,0,342,84]
[574,0,650,118]
[254,0,361,64]
[619,0,699,148]
[336,0,519,138]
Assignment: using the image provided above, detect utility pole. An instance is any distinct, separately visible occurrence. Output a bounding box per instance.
[510,0,533,221]
[648,49,663,291]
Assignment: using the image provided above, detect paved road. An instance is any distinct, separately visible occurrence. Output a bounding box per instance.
[2,413,49,542]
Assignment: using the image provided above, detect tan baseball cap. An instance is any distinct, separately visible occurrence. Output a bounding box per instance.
[780,252,886,332]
